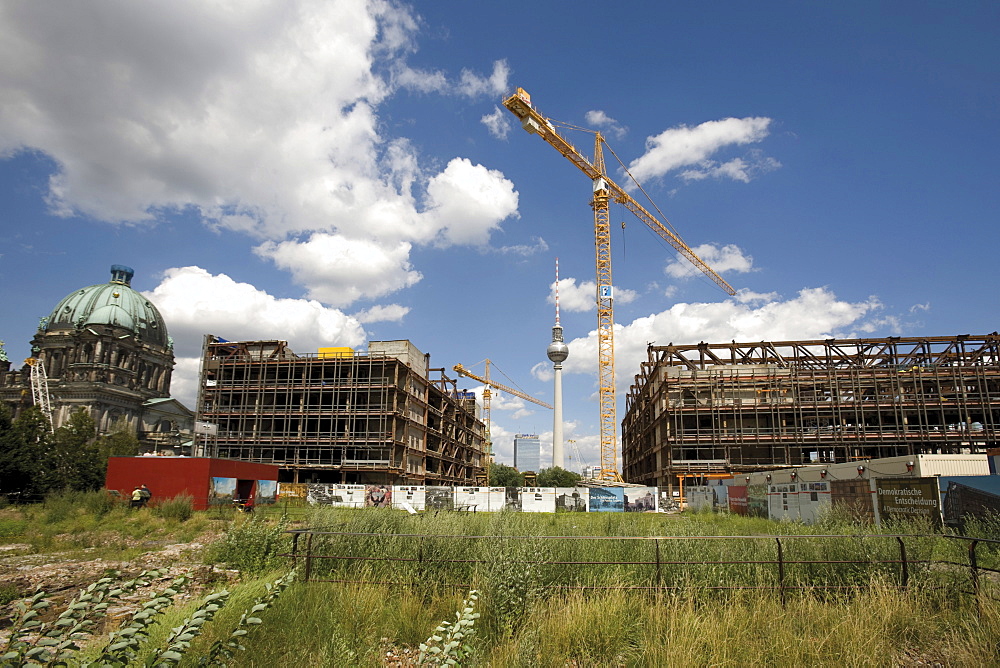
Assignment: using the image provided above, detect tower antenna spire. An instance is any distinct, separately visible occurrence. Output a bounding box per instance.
[547,257,569,469]
[555,257,561,326]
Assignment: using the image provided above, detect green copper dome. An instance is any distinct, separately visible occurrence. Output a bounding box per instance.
[44,265,170,348]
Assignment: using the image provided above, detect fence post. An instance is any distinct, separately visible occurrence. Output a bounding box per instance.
[655,539,662,588]
[896,537,908,589]
[304,532,314,582]
[968,539,980,604]
[291,531,300,570]
[775,537,785,607]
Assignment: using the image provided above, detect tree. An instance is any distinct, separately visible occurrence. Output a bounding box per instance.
[93,417,141,460]
[489,462,524,487]
[0,405,50,498]
[42,409,103,492]
[536,466,582,488]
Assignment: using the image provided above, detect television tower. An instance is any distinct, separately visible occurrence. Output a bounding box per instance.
[546,258,569,468]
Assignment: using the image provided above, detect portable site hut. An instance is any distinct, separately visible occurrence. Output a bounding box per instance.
[105,456,280,510]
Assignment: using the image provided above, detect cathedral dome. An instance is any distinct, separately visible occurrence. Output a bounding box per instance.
[44,265,170,349]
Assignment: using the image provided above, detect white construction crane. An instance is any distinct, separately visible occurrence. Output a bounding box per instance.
[25,357,55,432]
[565,438,589,473]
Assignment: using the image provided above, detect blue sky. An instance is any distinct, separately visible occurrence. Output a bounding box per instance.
[2,1,998,471]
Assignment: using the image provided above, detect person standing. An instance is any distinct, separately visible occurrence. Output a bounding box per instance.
[139,484,152,508]
[131,486,144,509]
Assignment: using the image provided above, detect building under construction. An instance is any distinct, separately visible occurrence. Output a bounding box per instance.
[622,335,1000,490]
[196,336,485,484]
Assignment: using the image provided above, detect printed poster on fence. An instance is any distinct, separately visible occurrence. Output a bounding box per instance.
[624,487,657,512]
[589,487,624,512]
[556,487,588,512]
[208,477,236,505]
[306,483,365,506]
[425,486,455,510]
[487,487,507,511]
[728,486,748,515]
[256,480,278,505]
[941,476,1000,530]
[365,484,392,508]
[875,477,941,526]
[520,487,556,513]
[455,487,491,511]
[393,486,426,511]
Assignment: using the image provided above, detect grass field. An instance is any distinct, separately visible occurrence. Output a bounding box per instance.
[1,493,998,666]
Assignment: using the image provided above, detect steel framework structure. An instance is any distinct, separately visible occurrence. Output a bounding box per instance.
[622,335,1000,490]
[197,338,486,484]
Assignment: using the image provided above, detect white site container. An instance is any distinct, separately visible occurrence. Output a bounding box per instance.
[746,454,989,487]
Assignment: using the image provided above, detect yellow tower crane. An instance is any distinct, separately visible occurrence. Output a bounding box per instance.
[453,360,553,486]
[503,88,737,482]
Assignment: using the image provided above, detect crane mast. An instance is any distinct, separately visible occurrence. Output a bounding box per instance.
[503,87,736,482]
[25,357,55,432]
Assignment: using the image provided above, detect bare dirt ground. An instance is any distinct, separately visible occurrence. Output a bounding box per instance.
[0,529,238,645]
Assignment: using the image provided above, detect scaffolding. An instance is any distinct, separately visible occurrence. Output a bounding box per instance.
[623,335,1000,489]
[196,337,486,484]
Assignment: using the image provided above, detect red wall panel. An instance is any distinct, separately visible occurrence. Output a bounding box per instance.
[105,457,279,510]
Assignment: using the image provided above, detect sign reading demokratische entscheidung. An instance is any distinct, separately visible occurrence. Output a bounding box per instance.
[875,477,942,526]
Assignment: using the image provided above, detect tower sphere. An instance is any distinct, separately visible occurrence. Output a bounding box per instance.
[547,338,569,363]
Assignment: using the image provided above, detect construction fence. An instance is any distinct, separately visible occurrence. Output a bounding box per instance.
[284,529,1000,604]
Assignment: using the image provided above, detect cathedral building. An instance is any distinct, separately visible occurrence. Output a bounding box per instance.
[0,265,193,448]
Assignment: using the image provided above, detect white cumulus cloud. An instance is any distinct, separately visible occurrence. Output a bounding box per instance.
[585,110,627,139]
[353,304,410,324]
[561,287,884,396]
[421,158,519,246]
[0,1,520,307]
[396,59,509,97]
[255,235,422,307]
[481,106,511,139]
[145,266,366,359]
[628,117,775,183]
[664,243,755,279]
[549,277,638,313]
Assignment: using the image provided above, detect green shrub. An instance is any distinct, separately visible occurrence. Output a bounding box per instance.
[204,514,290,574]
[0,518,27,538]
[0,583,21,606]
[418,590,480,666]
[41,489,85,524]
[82,489,121,517]
[153,494,194,522]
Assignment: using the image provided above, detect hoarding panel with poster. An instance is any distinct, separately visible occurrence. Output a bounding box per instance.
[393,486,426,511]
[589,487,624,512]
[875,477,941,526]
[624,487,657,512]
[556,487,588,512]
[728,486,748,515]
[256,480,277,505]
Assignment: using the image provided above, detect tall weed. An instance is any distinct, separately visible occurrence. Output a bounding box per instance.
[153,494,194,522]
[82,489,121,517]
[205,514,290,574]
